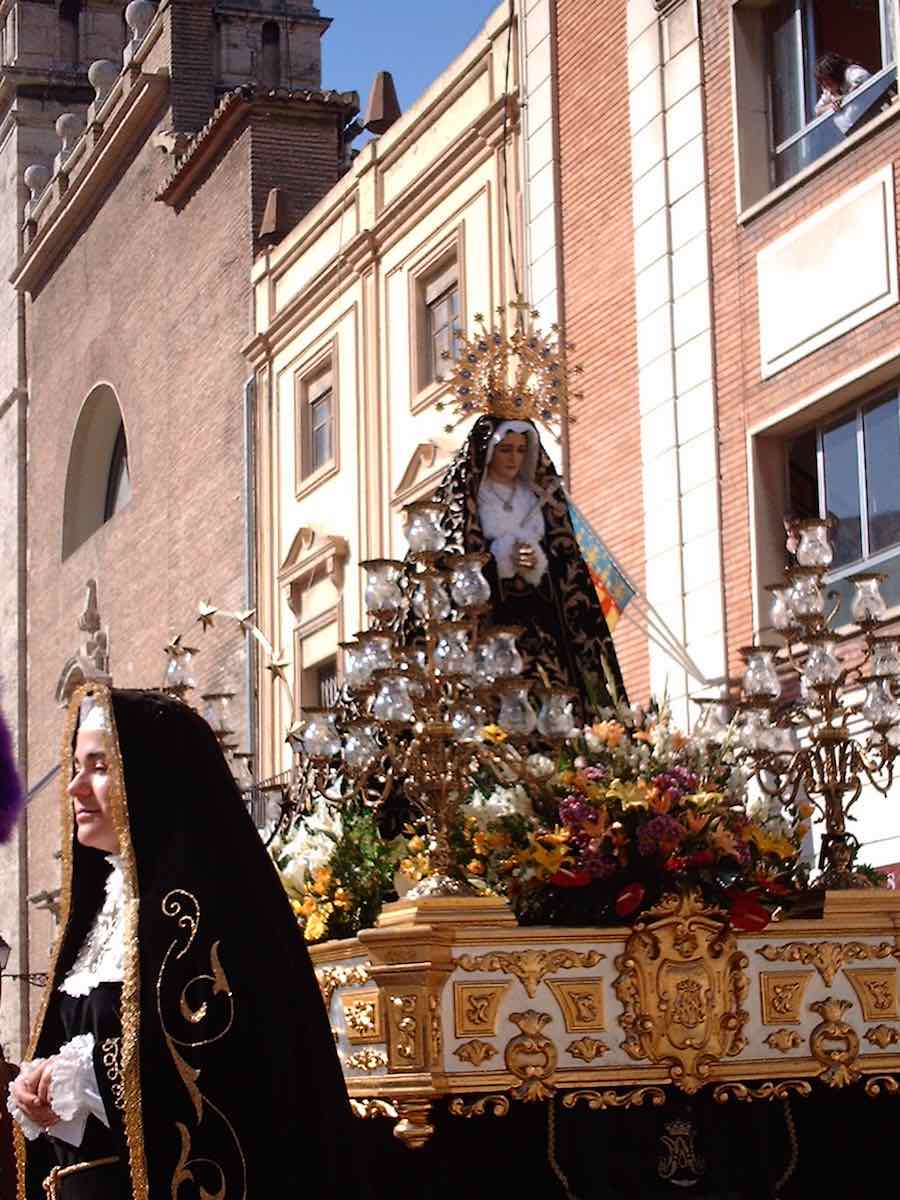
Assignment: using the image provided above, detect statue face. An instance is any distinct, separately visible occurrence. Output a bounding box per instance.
[68,726,120,854]
[487,432,528,484]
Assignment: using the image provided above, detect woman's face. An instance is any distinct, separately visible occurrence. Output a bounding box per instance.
[68,726,120,854]
[488,432,529,483]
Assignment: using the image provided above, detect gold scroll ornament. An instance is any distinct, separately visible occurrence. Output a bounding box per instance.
[613,891,749,1093]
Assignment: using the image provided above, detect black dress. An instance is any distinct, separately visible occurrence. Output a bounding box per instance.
[45,985,129,1199]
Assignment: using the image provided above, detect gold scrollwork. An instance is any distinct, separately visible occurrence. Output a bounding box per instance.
[454,1039,498,1067]
[388,993,421,1069]
[759,971,812,1025]
[453,982,510,1037]
[546,978,605,1032]
[344,1048,388,1072]
[764,1029,803,1054]
[846,968,899,1021]
[613,891,749,1094]
[566,1036,609,1062]
[658,1118,705,1184]
[757,941,899,987]
[101,1037,125,1110]
[394,1099,434,1149]
[712,1080,812,1103]
[809,997,861,1087]
[349,1098,398,1119]
[315,962,371,1011]
[340,988,384,1044]
[864,1024,900,1050]
[562,1087,667,1110]
[428,993,442,1068]
[504,1009,558,1101]
[448,1093,511,1118]
[455,948,604,999]
[864,1075,900,1097]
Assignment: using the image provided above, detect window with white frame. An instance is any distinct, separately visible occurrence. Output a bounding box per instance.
[733,1,897,208]
[424,264,461,383]
[787,386,900,612]
[295,357,336,487]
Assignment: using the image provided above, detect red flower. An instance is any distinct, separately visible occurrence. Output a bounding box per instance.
[688,850,716,867]
[664,856,688,872]
[615,882,646,917]
[550,869,592,889]
[728,892,770,932]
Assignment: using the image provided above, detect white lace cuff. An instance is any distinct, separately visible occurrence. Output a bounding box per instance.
[49,1034,109,1130]
[6,1058,46,1141]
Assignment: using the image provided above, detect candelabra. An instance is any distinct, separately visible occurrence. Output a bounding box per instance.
[704,518,900,889]
[290,499,576,897]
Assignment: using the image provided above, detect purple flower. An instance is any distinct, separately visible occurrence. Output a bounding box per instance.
[579,767,607,783]
[637,814,686,858]
[558,795,597,828]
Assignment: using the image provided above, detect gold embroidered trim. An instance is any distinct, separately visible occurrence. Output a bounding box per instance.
[102,1036,125,1110]
[42,1156,120,1200]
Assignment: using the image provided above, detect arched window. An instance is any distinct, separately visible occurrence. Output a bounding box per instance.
[62,385,132,559]
[59,0,81,67]
[261,21,280,88]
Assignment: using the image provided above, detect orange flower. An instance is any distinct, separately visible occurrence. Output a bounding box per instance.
[710,826,739,857]
[684,809,711,835]
[592,720,625,748]
[633,728,654,744]
[467,859,486,876]
[582,807,610,838]
[670,730,688,750]
[648,787,671,814]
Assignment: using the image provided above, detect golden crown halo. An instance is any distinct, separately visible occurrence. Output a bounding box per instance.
[435,300,582,437]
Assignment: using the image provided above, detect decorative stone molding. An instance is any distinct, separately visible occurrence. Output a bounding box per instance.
[23,163,50,211]
[88,60,118,108]
[279,527,349,610]
[54,113,83,172]
[55,579,112,705]
[124,0,156,66]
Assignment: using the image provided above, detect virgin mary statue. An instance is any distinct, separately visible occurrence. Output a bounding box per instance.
[428,309,626,714]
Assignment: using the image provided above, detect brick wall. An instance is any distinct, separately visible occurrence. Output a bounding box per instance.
[169,0,217,132]
[248,107,342,241]
[556,0,649,703]
[700,0,900,679]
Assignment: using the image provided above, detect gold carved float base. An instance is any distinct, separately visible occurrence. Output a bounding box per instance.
[311,889,900,1148]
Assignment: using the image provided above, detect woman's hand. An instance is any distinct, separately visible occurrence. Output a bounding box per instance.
[514,541,537,573]
[11,1060,59,1129]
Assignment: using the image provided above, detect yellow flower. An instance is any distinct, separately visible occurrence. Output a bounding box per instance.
[528,830,572,875]
[311,867,332,896]
[480,724,508,745]
[744,825,798,861]
[684,791,722,809]
[607,778,650,810]
[298,896,317,918]
[592,720,625,748]
[304,911,327,942]
[333,887,352,910]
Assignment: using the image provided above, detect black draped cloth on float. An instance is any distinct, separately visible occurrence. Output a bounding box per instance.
[20,686,357,1200]
[428,414,626,715]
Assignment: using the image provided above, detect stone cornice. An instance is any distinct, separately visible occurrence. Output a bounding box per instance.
[11,68,170,294]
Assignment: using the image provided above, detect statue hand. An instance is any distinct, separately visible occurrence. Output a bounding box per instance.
[515,542,537,572]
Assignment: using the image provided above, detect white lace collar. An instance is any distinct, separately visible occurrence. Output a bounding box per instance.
[59,855,126,998]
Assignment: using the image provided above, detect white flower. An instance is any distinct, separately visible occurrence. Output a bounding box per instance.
[584,730,602,753]
[527,753,555,781]
[277,798,342,890]
[462,784,534,828]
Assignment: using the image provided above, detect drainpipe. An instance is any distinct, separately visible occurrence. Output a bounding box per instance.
[243,377,258,770]
[16,288,29,1039]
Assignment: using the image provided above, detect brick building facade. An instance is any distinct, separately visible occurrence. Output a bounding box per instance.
[0,0,356,1053]
[557,0,900,869]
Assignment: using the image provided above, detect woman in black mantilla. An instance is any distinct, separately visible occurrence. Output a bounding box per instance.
[9,685,356,1199]
[432,413,625,716]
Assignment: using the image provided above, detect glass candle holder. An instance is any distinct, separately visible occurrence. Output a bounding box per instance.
[693,699,728,739]
[164,649,196,692]
[849,573,887,624]
[497,683,537,736]
[343,723,379,772]
[802,638,841,689]
[484,627,524,678]
[201,692,233,734]
[741,647,781,700]
[360,559,404,619]
[795,519,834,568]
[765,584,795,632]
[340,641,368,689]
[301,709,342,759]
[769,725,800,758]
[356,632,395,678]
[537,690,575,738]
[447,553,492,610]
[862,677,900,728]
[872,638,900,677]
[372,673,415,724]
[433,623,473,675]
[411,573,451,622]
[403,502,447,555]
[738,708,767,751]
[789,571,825,618]
[450,704,487,743]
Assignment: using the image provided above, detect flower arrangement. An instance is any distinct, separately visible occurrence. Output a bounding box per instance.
[270,798,402,943]
[456,704,807,929]
[271,703,809,943]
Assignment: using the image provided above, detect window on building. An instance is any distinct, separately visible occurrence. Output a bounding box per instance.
[424,266,461,384]
[316,657,339,708]
[296,356,337,489]
[733,1,897,207]
[59,0,81,67]
[63,385,132,559]
[261,21,280,88]
[786,387,900,611]
[104,422,131,520]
